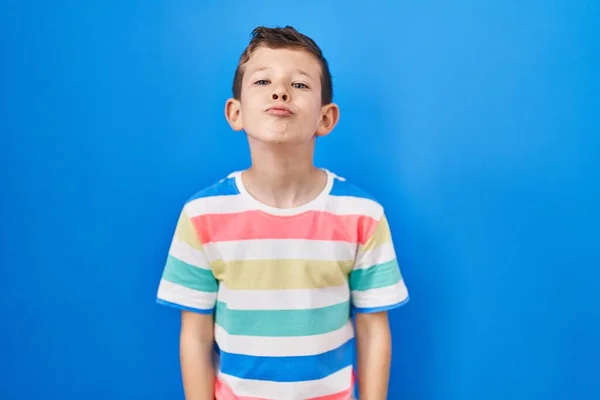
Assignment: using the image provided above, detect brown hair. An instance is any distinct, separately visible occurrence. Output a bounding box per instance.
[232,26,333,105]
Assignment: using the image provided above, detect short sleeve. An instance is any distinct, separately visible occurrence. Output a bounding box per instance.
[156,207,218,314]
[350,213,409,313]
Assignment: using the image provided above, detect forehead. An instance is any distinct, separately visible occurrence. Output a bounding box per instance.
[243,46,322,78]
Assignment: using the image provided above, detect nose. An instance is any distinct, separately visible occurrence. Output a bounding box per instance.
[271,84,290,102]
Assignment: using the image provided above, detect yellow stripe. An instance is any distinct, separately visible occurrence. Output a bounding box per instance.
[211,259,354,290]
[361,214,392,252]
[174,210,203,250]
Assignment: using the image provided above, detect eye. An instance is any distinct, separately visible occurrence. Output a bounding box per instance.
[292,82,309,89]
[254,79,270,85]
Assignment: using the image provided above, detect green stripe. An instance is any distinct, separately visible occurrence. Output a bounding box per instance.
[350,259,402,291]
[215,301,350,337]
[162,255,218,292]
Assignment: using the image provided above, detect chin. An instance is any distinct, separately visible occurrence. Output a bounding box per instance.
[247,130,311,145]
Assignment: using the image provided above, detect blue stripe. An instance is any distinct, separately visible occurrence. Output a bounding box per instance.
[352,296,410,314]
[156,298,214,314]
[217,338,355,382]
[329,177,379,202]
[188,176,239,201]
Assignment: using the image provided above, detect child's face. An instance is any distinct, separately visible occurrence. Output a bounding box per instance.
[225,47,338,145]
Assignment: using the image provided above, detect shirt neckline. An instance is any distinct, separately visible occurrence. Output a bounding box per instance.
[233,168,334,216]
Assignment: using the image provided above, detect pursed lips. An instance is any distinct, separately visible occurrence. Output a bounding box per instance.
[266,105,293,116]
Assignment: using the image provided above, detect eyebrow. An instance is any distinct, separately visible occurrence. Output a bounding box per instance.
[295,68,312,78]
[248,67,315,80]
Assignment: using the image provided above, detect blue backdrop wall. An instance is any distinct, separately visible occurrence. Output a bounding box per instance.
[1,1,599,399]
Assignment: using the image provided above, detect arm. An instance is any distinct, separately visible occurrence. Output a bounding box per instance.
[156,207,219,399]
[355,311,392,400]
[180,311,215,400]
[350,211,409,399]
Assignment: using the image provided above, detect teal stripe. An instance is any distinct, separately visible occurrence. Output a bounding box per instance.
[350,259,402,291]
[215,301,350,337]
[162,255,218,293]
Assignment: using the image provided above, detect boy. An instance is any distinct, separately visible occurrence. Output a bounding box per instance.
[156,26,409,400]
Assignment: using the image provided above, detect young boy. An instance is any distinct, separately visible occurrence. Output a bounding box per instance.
[156,26,409,400]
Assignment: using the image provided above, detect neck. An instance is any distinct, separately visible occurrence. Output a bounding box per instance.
[242,139,327,209]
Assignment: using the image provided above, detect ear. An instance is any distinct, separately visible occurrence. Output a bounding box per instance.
[225,98,243,131]
[315,102,340,137]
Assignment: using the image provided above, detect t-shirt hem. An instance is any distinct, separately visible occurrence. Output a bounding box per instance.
[352,296,410,314]
[156,298,214,314]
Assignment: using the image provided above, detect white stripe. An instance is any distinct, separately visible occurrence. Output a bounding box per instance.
[157,279,216,310]
[168,237,210,270]
[217,284,350,310]
[351,280,409,309]
[185,191,382,218]
[217,365,353,399]
[186,194,252,215]
[354,241,396,270]
[204,239,357,263]
[215,320,354,357]
[323,195,382,219]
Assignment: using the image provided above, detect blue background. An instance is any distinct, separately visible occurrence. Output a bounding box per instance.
[1,1,599,399]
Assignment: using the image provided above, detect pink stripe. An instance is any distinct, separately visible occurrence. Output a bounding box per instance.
[215,378,268,400]
[307,369,356,400]
[215,369,356,400]
[215,378,354,400]
[192,210,377,244]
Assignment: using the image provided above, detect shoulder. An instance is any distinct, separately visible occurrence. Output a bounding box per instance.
[328,170,380,203]
[181,171,242,215]
[186,171,241,201]
[326,170,385,220]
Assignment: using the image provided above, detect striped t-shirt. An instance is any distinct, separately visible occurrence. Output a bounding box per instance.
[156,169,409,400]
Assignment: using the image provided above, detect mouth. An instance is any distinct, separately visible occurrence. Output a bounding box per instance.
[266,106,293,116]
